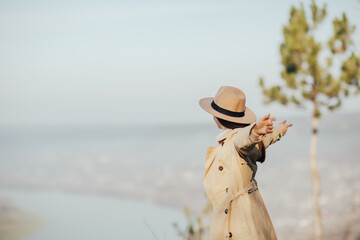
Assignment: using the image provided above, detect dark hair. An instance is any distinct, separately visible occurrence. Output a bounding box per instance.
[216,117,250,129]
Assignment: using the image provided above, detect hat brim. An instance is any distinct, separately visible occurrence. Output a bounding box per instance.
[199,97,256,124]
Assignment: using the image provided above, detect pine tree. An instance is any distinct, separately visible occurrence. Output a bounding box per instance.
[259,1,360,239]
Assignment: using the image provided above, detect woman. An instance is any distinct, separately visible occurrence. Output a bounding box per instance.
[199,86,292,240]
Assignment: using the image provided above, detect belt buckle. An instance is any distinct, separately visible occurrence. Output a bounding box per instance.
[248,188,258,194]
[247,182,258,194]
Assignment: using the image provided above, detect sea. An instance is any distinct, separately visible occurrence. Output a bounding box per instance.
[0,188,186,240]
[0,112,359,240]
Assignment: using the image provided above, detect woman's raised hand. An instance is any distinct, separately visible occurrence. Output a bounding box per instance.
[278,120,293,136]
[253,113,276,135]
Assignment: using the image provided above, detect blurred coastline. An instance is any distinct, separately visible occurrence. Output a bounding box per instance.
[0,189,185,240]
[0,111,359,239]
[0,197,46,240]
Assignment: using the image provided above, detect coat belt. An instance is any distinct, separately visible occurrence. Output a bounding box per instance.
[227,179,258,239]
[229,179,258,201]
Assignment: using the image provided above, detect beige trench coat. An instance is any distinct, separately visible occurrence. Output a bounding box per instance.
[204,123,284,240]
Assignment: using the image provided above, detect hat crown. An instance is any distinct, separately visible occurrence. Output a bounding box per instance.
[213,86,246,113]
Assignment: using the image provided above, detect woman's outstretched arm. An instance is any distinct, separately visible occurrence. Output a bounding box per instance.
[262,120,293,148]
[233,114,276,156]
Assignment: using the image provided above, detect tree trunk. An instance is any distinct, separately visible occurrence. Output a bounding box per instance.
[309,116,323,240]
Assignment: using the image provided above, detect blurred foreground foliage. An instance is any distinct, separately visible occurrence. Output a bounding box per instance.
[173,201,212,240]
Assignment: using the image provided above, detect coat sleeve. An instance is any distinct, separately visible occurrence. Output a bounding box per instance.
[262,124,285,148]
[232,123,264,158]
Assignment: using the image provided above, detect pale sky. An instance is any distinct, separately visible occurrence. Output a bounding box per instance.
[1,0,359,126]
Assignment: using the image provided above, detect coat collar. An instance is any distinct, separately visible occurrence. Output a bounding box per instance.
[215,129,233,144]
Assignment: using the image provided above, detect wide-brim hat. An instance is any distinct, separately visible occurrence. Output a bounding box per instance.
[199,86,256,124]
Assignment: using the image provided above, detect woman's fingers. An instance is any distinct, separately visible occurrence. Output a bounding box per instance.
[265,118,276,126]
[269,117,276,122]
[261,113,271,121]
[259,114,290,135]
[280,120,292,128]
[260,118,292,135]
[261,114,276,123]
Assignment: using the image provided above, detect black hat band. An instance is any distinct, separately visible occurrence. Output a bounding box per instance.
[211,101,245,117]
